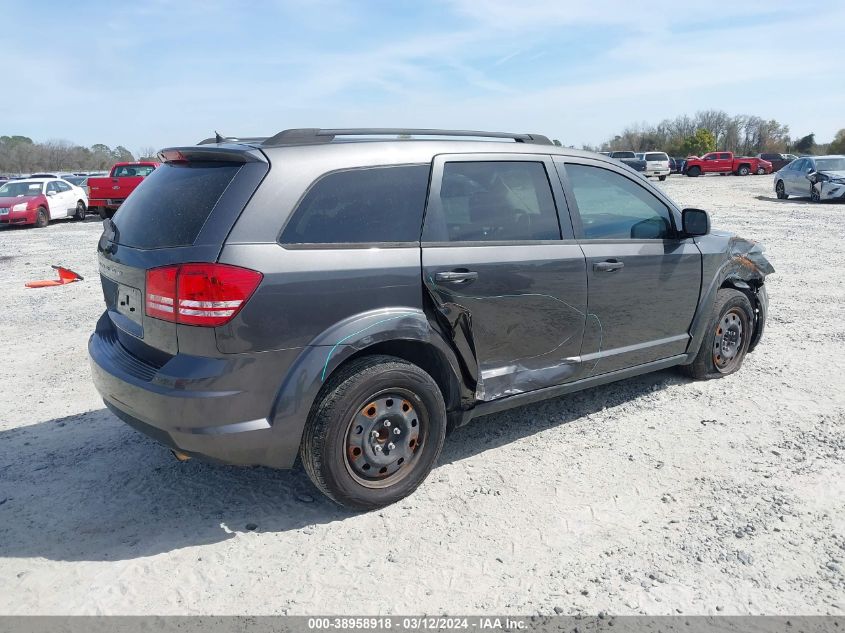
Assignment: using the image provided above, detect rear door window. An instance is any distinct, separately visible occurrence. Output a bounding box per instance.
[280,164,430,245]
[423,161,561,242]
[111,162,241,249]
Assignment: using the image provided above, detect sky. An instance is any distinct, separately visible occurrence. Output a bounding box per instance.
[2,0,843,153]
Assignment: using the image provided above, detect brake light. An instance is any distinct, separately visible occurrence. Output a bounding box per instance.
[145,263,263,327]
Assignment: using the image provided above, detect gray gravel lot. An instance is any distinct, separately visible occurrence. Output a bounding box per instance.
[0,174,843,615]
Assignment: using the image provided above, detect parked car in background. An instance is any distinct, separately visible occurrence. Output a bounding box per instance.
[757,153,794,172]
[608,151,647,172]
[87,161,159,219]
[88,127,773,509]
[641,152,670,180]
[669,157,686,174]
[775,155,845,202]
[684,152,772,177]
[0,178,88,227]
[63,175,88,187]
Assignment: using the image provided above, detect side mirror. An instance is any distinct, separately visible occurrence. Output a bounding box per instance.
[682,208,710,237]
[46,190,56,196]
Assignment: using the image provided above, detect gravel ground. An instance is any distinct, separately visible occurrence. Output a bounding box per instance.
[0,174,843,616]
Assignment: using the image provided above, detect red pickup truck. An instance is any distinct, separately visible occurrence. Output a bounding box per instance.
[684,152,772,177]
[88,161,159,219]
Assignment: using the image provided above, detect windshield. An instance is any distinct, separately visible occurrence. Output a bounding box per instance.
[815,158,845,172]
[0,181,43,197]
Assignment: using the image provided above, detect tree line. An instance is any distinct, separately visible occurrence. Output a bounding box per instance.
[0,136,158,174]
[589,110,844,158]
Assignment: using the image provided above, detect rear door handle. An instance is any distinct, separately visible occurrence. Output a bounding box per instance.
[593,260,624,272]
[434,270,478,284]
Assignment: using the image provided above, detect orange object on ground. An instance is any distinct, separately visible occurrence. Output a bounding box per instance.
[25,266,84,288]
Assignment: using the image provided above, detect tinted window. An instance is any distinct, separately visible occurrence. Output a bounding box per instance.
[281,165,430,245]
[645,153,668,161]
[719,153,731,160]
[565,164,673,240]
[111,162,241,249]
[424,161,560,242]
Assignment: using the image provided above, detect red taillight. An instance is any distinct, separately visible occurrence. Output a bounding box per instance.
[145,263,262,327]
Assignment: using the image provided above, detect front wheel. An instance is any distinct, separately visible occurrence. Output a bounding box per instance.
[74,201,86,220]
[34,207,49,228]
[776,180,788,199]
[810,186,821,203]
[98,207,113,220]
[681,289,754,380]
[301,355,447,510]
[687,166,701,177]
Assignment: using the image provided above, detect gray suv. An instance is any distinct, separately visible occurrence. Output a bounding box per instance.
[89,128,774,509]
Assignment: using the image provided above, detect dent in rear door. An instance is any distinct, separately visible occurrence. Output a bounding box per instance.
[421,153,588,401]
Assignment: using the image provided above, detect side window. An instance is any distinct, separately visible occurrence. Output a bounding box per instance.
[280,164,430,245]
[792,159,805,172]
[46,181,59,194]
[424,161,560,242]
[56,181,71,192]
[720,153,731,160]
[565,164,674,240]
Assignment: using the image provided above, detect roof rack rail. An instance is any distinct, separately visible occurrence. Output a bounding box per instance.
[261,128,553,147]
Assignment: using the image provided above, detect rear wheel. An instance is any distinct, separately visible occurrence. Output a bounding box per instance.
[74,200,86,220]
[756,167,766,175]
[682,289,753,380]
[776,180,788,199]
[34,207,49,228]
[658,175,667,181]
[98,207,113,220]
[301,355,447,510]
[687,166,701,177]
[737,165,750,176]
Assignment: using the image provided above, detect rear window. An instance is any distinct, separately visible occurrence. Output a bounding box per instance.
[645,153,668,161]
[113,164,156,177]
[111,162,241,249]
[280,164,430,245]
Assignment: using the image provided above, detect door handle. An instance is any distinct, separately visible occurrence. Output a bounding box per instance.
[593,260,624,272]
[434,270,478,284]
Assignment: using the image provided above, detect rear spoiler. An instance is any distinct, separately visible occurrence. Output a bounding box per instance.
[157,146,267,164]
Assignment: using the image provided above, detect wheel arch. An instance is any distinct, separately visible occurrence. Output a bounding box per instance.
[266,308,472,467]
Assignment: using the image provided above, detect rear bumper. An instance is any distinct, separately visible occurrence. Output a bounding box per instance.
[88,312,302,468]
[644,168,670,177]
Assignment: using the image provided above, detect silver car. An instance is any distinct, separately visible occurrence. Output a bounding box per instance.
[774,155,845,202]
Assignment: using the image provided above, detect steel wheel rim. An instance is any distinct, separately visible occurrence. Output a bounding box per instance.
[713,308,745,373]
[343,388,427,489]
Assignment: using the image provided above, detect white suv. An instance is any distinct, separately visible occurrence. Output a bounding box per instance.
[641,152,670,180]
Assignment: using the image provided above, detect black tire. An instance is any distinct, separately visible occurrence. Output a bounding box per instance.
[810,186,821,203]
[74,200,86,220]
[687,166,701,177]
[756,167,766,175]
[301,355,447,510]
[658,175,667,181]
[34,206,49,228]
[776,180,788,199]
[98,207,112,220]
[681,289,754,380]
[737,165,750,176]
